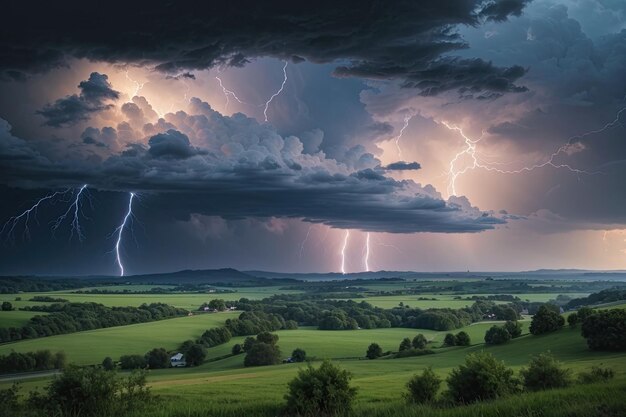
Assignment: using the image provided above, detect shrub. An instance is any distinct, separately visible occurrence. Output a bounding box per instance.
[366,343,383,359]
[208,299,226,311]
[257,331,279,345]
[0,383,19,417]
[412,333,428,349]
[399,337,412,351]
[567,312,579,327]
[1,302,12,311]
[231,344,243,355]
[243,336,256,351]
[145,347,170,369]
[284,360,357,416]
[578,366,615,384]
[446,351,518,403]
[577,306,596,322]
[484,325,511,345]
[102,356,115,371]
[119,354,146,370]
[581,309,626,350]
[530,305,564,335]
[405,367,441,404]
[455,331,471,346]
[520,352,572,391]
[443,333,456,347]
[292,348,307,362]
[503,320,523,338]
[184,343,207,366]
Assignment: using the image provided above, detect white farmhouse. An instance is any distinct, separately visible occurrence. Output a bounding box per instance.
[170,353,186,367]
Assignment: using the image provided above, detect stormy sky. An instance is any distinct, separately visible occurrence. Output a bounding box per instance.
[1,0,626,275]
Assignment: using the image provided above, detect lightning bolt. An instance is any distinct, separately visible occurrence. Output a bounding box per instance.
[393,115,412,159]
[263,61,288,123]
[340,230,350,274]
[363,232,371,272]
[124,70,145,98]
[51,184,89,242]
[215,75,249,111]
[1,189,73,242]
[299,224,313,258]
[113,192,135,277]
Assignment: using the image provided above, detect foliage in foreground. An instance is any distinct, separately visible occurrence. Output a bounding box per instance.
[520,352,572,391]
[405,367,441,404]
[284,360,357,417]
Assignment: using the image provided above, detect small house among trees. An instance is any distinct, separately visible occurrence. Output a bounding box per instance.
[170,353,186,367]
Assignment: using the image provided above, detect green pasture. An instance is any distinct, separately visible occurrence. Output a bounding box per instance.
[0,310,47,328]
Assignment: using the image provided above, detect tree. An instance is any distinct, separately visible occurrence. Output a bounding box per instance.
[503,320,523,338]
[443,333,456,347]
[520,352,572,391]
[484,325,511,345]
[231,344,243,355]
[581,309,626,350]
[366,343,383,359]
[243,336,256,352]
[256,331,279,345]
[284,360,357,416]
[291,348,306,362]
[577,307,596,322]
[119,354,146,370]
[208,299,226,311]
[405,367,441,404]
[102,357,115,371]
[567,312,579,327]
[446,352,518,403]
[144,348,169,369]
[244,342,281,367]
[455,331,471,346]
[185,344,207,366]
[530,305,564,335]
[412,333,428,349]
[1,302,12,311]
[399,337,412,351]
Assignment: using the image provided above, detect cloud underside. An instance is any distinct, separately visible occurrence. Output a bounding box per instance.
[0,95,503,233]
[1,1,529,97]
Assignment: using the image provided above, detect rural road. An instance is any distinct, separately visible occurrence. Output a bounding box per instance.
[0,370,59,382]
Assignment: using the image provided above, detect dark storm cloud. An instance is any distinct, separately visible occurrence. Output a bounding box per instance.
[36,73,119,127]
[1,0,529,96]
[0,97,504,234]
[384,161,422,170]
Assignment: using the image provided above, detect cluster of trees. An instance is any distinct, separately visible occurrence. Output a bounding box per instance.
[567,288,626,309]
[484,320,523,345]
[442,331,471,347]
[243,332,282,367]
[581,309,626,350]
[224,310,297,336]
[233,296,510,332]
[0,277,87,293]
[198,299,229,311]
[529,305,565,335]
[0,350,66,374]
[28,296,68,303]
[0,302,188,343]
[1,301,13,311]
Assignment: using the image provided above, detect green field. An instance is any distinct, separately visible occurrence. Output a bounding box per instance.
[0,311,238,364]
[0,310,47,327]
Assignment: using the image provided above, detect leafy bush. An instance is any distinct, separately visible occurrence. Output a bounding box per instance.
[145,347,170,369]
[29,366,151,417]
[244,342,281,367]
[119,354,146,370]
[455,331,471,346]
[443,333,456,347]
[284,360,357,416]
[393,348,435,359]
[578,366,615,384]
[1,301,12,311]
[484,325,511,345]
[581,309,626,350]
[503,320,522,338]
[292,348,307,362]
[399,337,412,351]
[412,333,428,349]
[567,312,579,327]
[231,344,243,355]
[102,357,115,371]
[530,305,564,335]
[0,383,19,417]
[446,351,519,403]
[366,343,383,359]
[183,343,207,366]
[520,352,572,391]
[405,367,441,404]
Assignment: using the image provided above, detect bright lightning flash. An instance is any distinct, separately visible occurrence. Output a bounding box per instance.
[299,225,313,258]
[263,61,288,122]
[113,192,135,277]
[364,232,371,272]
[1,189,72,242]
[124,70,145,98]
[394,115,412,159]
[51,184,89,242]
[215,75,248,111]
[340,230,350,274]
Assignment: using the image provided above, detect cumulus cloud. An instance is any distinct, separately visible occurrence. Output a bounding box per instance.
[36,72,119,127]
[0,95,504,233]
[384,161,422,170]
[1,1,529,97]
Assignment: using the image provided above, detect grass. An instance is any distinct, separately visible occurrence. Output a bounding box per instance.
[0,311,238,365]
[0,310,47,327]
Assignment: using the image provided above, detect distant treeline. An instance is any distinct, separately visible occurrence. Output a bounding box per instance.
[567,288,626,309]
[0,302,188,343]
[28,296,68,303]
[230,296,518,331]
[0,277,89,293]
[0,350,66,374]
